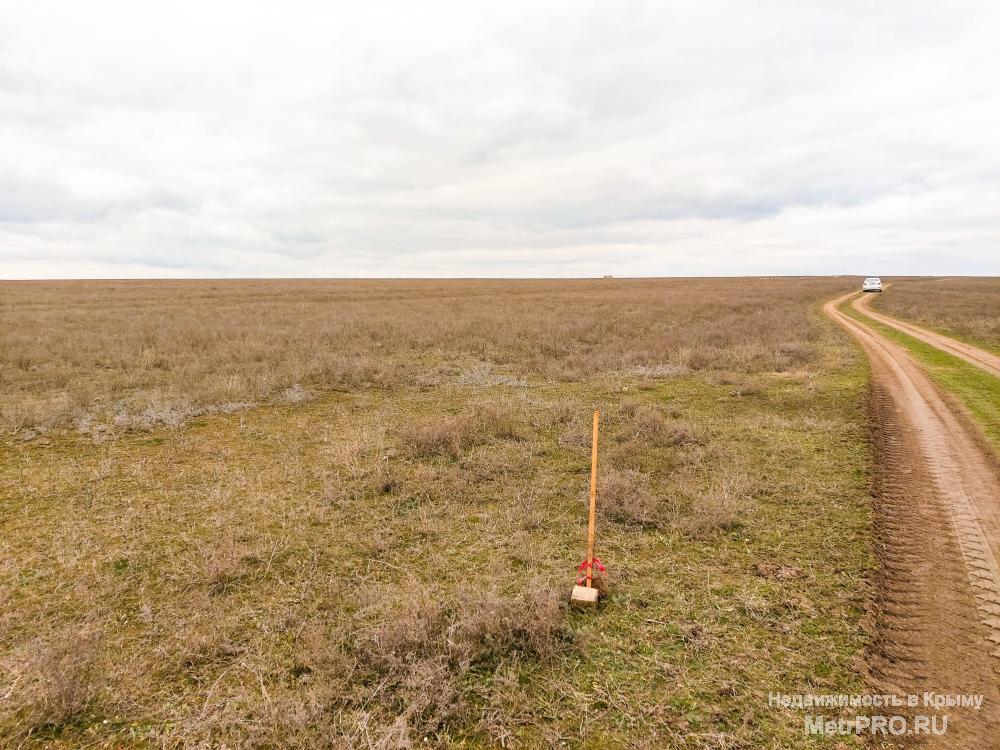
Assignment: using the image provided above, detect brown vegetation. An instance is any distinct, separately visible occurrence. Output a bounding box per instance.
[595,467,663,526]
[6,628,100,734]
[874,277,1000,352]
[3,277,852,434]
[0,277,872,748]
[350,586,571,745]
[401,404,525,458]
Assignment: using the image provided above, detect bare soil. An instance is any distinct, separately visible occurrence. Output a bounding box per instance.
[826,294,1000,747]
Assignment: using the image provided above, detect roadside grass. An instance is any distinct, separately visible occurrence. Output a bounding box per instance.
[0,280,872,747]
[841,295,1000,452]
[872,278,1000,356]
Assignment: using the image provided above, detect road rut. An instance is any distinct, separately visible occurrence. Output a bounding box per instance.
[825,293,1000,747]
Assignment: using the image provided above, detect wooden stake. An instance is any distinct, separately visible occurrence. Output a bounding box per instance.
[571,409,602,607]
[586,409,599,588]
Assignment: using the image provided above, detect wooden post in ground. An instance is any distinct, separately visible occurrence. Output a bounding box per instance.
[571,410,601,607]
[586,409,599,587]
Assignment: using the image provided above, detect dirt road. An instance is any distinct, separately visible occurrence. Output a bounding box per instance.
[824,293,1000,747]
[853,292,1000,377]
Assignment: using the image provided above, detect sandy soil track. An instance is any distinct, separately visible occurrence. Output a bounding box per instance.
[853,292,1000,377]
[825,294,1000,747]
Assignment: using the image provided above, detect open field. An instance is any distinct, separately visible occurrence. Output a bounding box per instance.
[5,278,851,436]
[873,277,1000,354]
[0,278,873,748]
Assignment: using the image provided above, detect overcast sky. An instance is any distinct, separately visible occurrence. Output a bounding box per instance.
[2,1,999,278]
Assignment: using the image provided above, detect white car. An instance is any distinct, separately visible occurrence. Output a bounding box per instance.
[862,277,883,293]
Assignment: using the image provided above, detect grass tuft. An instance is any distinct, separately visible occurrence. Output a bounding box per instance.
[351,585,572,744]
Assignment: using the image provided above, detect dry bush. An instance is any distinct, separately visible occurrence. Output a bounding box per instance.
[596,468,663,527]
[401,415,477,458]
[401,403,524,458]
[2,628,100,735]
[474,403,525,441]
[0,277,854,433]
[618,400,703,446]
[350,585,572,744]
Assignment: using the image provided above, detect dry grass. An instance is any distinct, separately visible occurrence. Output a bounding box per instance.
[4,628,100,734]
[0,277,873,748]
[874,277,1000,352]
[350,586,571,746]
[2,277,852,435]
[678,466,754,538]
[594,467,664,527]
[619,398,705,447]
[401,404,525,458]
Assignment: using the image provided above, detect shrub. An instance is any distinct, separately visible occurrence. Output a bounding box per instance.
[5,628,100,733]
[351,586,572,743]
[596,468,662,527]
[401,415,474,458]
[401,403,524,458]
[473,403,525,441]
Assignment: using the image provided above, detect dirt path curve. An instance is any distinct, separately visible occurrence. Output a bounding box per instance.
[825,293,1000,747]
[853,292,1000,377]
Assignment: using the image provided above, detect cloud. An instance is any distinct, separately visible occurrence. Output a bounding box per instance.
[2,0,1000,278]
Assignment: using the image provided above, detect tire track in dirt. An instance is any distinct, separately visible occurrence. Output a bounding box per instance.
[825,293,1000,748]
[853,292,1000,378]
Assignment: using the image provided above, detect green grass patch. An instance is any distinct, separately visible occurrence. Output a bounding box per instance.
[841,295,1000,452]
[870,293,1000,357]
